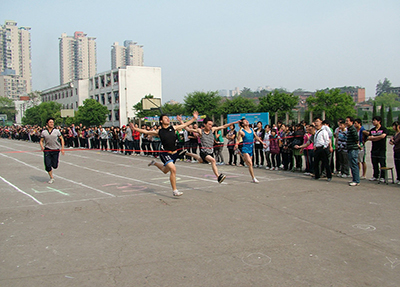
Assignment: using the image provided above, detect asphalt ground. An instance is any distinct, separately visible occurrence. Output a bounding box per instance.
[0,138,399,286]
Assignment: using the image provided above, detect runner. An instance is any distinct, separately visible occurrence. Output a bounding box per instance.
[184,117,239,184]
[234,119,266,183]
[129,111,199,196]
[39,118,65,184]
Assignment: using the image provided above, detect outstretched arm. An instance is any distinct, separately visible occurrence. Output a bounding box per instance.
[174,111,199,131]
[212,120,239,132]
[128,123,158,136]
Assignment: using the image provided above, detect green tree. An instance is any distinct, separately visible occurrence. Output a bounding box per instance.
[376,78,392,97]
[258,90,299,120]
[161,102,185,116]
[387,105,393,127]
[219,96,257,115]
[363,112,368,121]
[75,99,109,126]
[306,88,356,124]
[380,103,385,127]
[0,97,17,123]
[184,91,222,117]
[239,87,254,98]
[22,102,62,126]
[373,101,377,118]
[132,94,160,118]
[374,92,400,108]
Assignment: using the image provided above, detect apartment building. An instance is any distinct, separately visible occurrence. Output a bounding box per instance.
[111,40,143,69]
[59,31,97,84]
[0,20,32,99]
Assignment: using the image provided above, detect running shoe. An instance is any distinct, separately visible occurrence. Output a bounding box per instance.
[173,190,183,196]
[252,177,259,183]
[48,178,54,184]
[369,177,378,181]
[349,182,360,186]
[218,173,226,183]
[148,160,156,166]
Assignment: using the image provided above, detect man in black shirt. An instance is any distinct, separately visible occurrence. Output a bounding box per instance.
[129,111,198,196]
[367,116,387,181]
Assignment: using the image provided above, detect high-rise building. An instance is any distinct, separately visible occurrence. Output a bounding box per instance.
[111,40,143,69]
[59,31,97,84]
[0,20,32,99]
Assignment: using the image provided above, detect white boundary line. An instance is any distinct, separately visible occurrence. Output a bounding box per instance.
[0,175,43,205]
[0,152,116,197]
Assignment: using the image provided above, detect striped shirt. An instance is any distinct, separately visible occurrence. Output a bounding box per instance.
[201,130,215,154]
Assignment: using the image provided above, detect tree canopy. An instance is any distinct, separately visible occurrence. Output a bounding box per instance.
[374,92,400,108]
[306,89,356,124]
[258,90,299,119]
[22,101,62,126]
[183,91,222,116]
[0,97,17,123]
[75,98,109,126]
[219,96,257,115]
[376,78,392,97]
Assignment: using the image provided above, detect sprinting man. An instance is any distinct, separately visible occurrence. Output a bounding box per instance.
[183,117,239,184]
[129,111,198,196]
[39,118,65,184]
[234,118,266,183]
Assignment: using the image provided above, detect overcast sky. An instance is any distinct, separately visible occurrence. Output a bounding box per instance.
[3,0,400,103]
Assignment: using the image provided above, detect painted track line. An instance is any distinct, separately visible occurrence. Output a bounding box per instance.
[0,152,115,197]
[0,174,43,205]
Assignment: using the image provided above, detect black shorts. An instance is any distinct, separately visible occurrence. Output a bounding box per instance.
[200,151,213,163]
[160,151,180,166]
[44,149,60,172]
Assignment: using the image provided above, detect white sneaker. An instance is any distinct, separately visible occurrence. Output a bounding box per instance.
[48,178,54,184]
[265,167,270,170]
[252,177,259,183]
[394,180,400,184]
[379,178,385,183]
[304,172,310,175]
[341,174,349,178]
[349,182,360,186]
[369,177,378,181]
[173,190,183,196]
[360,176,366,180]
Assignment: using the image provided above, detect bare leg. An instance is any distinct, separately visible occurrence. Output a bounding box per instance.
[153,162,177,191]
[48,170,53,179]
[205,155,219,177]
[243,153,255,179]
[362,162,367,177]
[186,151,203,163]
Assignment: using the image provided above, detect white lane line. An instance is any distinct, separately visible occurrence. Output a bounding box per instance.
[0,175,43,205]
[0,153,115,197]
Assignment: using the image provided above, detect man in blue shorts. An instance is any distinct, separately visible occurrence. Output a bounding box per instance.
[129,111,198,196]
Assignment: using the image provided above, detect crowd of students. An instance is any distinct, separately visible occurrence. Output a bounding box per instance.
[1,114,399,187]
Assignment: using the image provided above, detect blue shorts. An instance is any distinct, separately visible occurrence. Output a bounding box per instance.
[160,152,179,166]
[242,143,254,157]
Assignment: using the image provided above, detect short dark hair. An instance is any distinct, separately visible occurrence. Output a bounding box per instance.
[203,117,212,125]
[159,114,168,123]
[313,116,322,122]
[338,119,345,125]
[46,117,55,124]
[346,116,355,123]
[355,118,362,124]
[372,116,382,123]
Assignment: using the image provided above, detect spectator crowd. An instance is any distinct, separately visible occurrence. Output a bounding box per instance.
[1,115,399,187]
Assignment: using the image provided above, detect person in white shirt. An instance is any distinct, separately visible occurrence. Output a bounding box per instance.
[313,117,332,181]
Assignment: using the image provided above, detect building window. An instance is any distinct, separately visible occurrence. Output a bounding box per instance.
[114,91,119,103]
[101,94,105,105]
[107,92,112,104]
[108,110,112,121]
[95,77,99,89]
[106,74,111,87]
[100,76,105,88]
[113,72,118,85]
[115,110,119,121]
[95,94,99,102]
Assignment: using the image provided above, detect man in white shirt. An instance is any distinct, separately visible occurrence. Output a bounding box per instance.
[313,117,332,181]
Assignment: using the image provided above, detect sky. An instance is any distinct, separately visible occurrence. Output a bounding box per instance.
[2,0,400,103]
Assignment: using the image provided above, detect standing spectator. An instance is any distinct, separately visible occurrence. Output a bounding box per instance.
[367,116,387,182]
[354,118,367,179]
[125,125,133,155]
[346,116,360,186]
[292,124,305,171]
[176,128,185,160]
[132,124,140,155]
[313,117,332,181]
[188,123,199,161]
[214,126,225,165]
[100,126,108,151]
[263,125,271,169]
[226,124,237,166]
[336,119,349,178]
[303,124,315,176]
[254,121,265,167]
[389,121,400,184]
[269,129,281,170]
